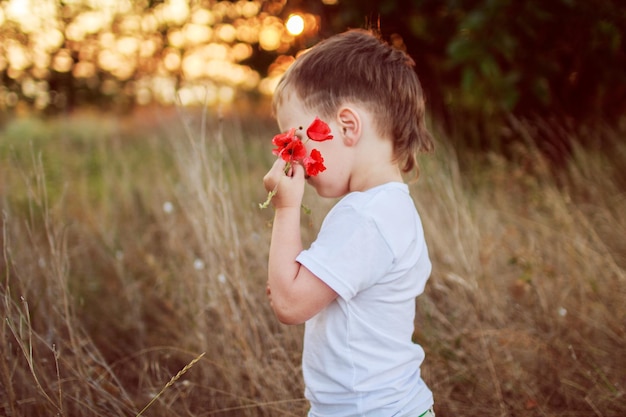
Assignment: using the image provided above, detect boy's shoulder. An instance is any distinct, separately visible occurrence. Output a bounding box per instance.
[330,182,417,229]
[340,182,410,208]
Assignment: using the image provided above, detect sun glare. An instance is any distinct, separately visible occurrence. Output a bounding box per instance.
[286,14,305,36]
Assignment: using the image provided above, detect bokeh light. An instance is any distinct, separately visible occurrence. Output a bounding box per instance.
[286,14,305,36]
[0,0,319,111]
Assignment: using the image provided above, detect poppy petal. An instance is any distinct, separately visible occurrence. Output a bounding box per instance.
[306,117,333,142]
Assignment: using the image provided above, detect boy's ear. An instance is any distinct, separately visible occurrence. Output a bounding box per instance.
[337,106,361,146]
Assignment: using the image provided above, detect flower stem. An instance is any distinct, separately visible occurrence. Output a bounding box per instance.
[258,162,291,209]
[258,187,277,209]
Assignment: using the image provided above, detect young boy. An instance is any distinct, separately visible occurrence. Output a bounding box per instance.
[263,29,435,417]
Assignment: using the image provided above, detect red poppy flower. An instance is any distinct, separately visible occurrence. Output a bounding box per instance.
[306,117,333,142]
[260,117,334,209]
[303,149,326,176]
[280,137,306,162]
[272,128,296,157]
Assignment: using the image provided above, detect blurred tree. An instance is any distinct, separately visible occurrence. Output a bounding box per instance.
[0,0,302,115]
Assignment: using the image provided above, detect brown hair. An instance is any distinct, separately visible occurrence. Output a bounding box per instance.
[273,29,434,174]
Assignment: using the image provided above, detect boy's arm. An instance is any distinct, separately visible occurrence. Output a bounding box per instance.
[263,159,338,325]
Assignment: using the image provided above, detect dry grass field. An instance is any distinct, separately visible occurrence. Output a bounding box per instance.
[1,107,624,416]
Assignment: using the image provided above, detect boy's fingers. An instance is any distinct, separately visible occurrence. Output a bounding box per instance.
[272,157,287,173]
[263,158,287,191]
[290,162,306,181]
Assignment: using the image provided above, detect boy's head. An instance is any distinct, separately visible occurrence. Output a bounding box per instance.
[273,29,434,173]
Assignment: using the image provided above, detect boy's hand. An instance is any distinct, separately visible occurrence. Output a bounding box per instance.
[263,158,306,209]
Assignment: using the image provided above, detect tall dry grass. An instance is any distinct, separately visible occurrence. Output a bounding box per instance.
[0,108,624,417]
[413,118,625,416]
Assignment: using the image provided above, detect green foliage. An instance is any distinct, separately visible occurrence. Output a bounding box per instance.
[322,0,626,138]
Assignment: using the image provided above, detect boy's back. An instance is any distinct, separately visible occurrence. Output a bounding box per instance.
[298,183,432,416]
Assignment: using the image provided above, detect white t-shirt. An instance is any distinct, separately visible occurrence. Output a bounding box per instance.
[296,182,433,417]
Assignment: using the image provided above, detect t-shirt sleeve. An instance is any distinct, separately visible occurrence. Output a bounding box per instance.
[296,205,394,301]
